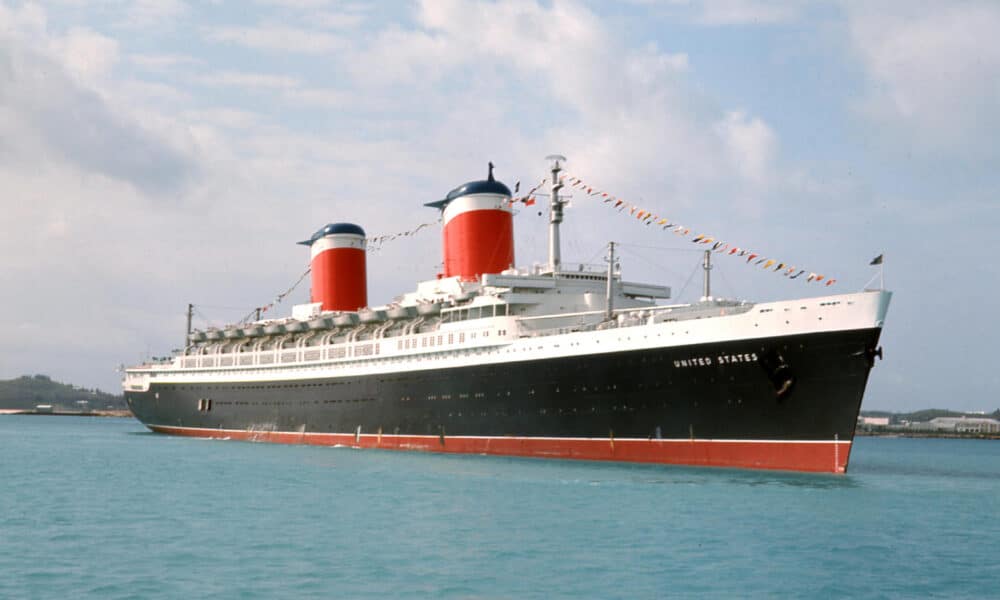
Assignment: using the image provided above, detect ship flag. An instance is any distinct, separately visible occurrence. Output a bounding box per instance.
[868,253,885,289]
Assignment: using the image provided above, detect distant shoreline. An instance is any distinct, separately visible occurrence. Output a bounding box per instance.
[0,409,133,418]
[856,430,1000,440]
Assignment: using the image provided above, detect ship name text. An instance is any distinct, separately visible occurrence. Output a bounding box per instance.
[673,352,759,368]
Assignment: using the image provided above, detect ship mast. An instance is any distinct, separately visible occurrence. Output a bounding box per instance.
[546,154,566,274]
[185,303,193,350]
[701,250,712,302]
[605,241,616,321]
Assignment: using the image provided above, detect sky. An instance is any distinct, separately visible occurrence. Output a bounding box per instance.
[1,0,998,412]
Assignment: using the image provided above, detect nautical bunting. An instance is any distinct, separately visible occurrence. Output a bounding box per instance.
[254,266,312,317]
[511,177,547,207]
[252,218,442,319]
[557,172,835,286]
[366,219,441,252]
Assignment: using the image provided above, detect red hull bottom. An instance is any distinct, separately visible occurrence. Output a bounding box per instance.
[149,425,853,474]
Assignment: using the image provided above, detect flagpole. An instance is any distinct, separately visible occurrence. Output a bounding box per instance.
[865,254,884,291]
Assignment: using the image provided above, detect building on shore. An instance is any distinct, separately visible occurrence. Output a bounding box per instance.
[907,417,1000,434]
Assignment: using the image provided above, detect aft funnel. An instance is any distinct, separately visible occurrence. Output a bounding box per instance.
[425,163,515,280]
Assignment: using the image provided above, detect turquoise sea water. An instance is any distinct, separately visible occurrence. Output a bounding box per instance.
[2,416,998,599]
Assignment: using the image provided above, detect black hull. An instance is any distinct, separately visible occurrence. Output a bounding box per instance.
[126,328,882,471]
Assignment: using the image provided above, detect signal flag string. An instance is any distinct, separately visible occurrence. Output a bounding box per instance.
[245,219,444,321]
[510,177,547,207]
[237,165,841,326]
[253,266,313,319]
[367,218,442,252]
[553,172,837,287]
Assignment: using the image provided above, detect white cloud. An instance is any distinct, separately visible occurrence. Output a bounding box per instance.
[118,79,194,105]
[0,13,198,194]
[312,10,365,29]
[846,2,1000,158]
[0,2,47,34]
[205,23,346,53]
[714,110,777,186]
[282,87,346,107]
[130,52,202,71]
[627,0,803,26]
[694,0,803,25]
[254,0,332,8]
[181,107,263,129]
[51,27,120,81]
[344,0,777,210]
[117,0,189,30]
[194,70,301,89]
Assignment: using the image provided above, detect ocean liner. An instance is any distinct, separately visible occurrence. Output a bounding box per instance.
[123,156,891,473]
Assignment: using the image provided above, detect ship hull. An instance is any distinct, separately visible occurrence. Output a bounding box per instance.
[126,327,882,473]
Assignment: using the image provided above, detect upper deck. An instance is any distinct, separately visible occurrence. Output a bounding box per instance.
[123,287,891,393]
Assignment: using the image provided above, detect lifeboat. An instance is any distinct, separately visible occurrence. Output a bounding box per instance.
[358,309,387,324]
[307,316,334,331]
[387,305,417,320]
[263,323,286,335]
[333,313,359,327]
[416,301,443,316]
